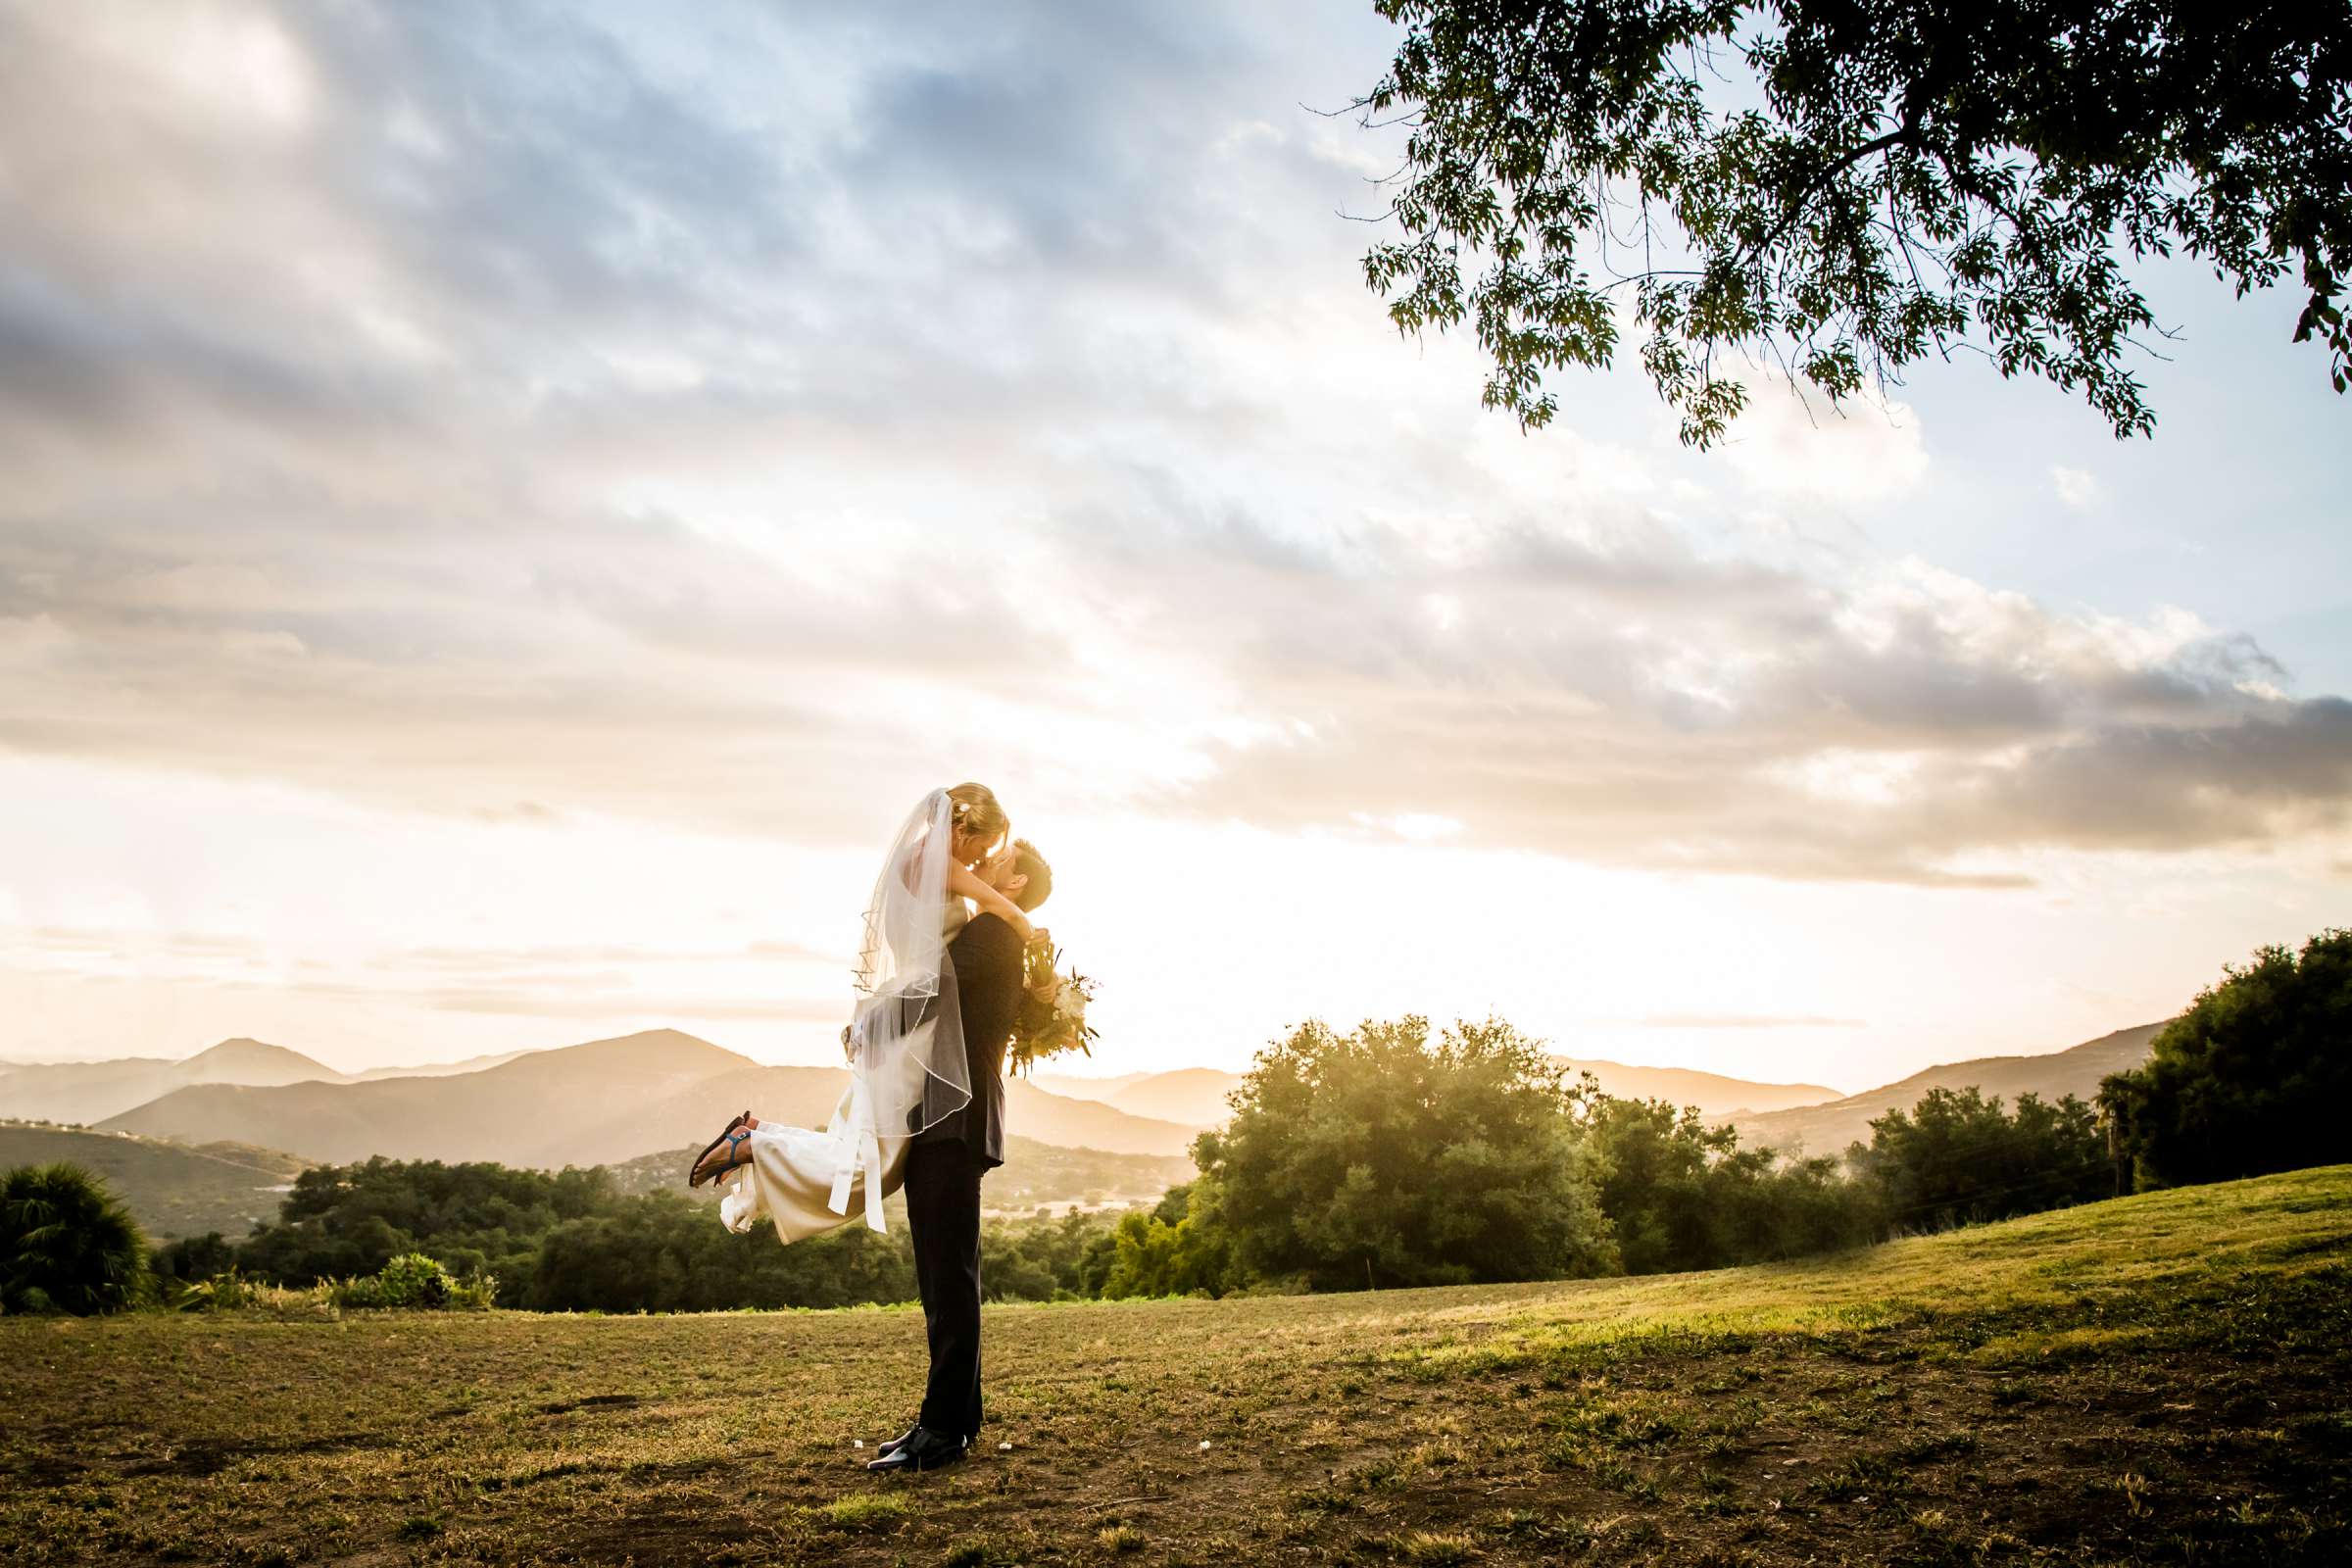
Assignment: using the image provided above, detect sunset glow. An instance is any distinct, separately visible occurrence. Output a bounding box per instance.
[3,0,2345,1090]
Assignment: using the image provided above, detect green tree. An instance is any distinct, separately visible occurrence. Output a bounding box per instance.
[1847,1086,2110,1227]
[0,1162,152,1315]
[1098,1180,1234,1299]
[2101,928,2352,1189]
[1198,1016,1616,1291]
[238,1157,609,1304]
[1353,0,2350,447]
[524,1191,925,1312]
[983,1207,1123,1301]
[1588,1096,1880,1272]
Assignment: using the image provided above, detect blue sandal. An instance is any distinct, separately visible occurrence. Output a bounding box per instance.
[687,1111,754,1188]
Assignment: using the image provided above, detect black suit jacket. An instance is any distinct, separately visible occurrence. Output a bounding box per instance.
[913,911,1023,1168]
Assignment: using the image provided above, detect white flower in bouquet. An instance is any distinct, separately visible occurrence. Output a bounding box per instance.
[1009,938,1100,1075]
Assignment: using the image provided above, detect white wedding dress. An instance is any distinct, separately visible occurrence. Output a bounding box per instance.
[718,791,974,1244]
[716,1108,913,1243]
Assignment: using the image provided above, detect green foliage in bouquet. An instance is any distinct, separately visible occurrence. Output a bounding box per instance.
[1006,938,1099,1076]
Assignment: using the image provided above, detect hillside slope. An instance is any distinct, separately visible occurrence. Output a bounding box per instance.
[0,1123,309,1240]
[1730,1020,2169,1154]
[1556,1057,1839,1116]
[1102,1067,1248,1128]
[0,1038,344,1124]
[99,1028,1198,1164]
[1033,1058,1840,1131]
[101,1030,776,1166]
[343,1051,535,1081]
[1029,1070,1152,1101]
[5,1166,2343,1566]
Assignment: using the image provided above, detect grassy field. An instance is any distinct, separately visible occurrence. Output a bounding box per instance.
[4,1166,2347,1567]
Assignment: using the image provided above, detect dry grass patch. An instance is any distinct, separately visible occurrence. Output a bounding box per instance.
[0,1167,2347,1566]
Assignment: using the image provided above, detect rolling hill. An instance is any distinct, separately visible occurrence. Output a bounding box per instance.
[97,1029,1199,1167]
[1556,1057,1838,1116]
[1035,1058,1839,1130]
[343,1050,535,1082]
[1029,1070,1152,1100]
[0,1122,310,1240]
[0,1038,345,1124]
[1728,1020,2171,1155]
[1086,1067,1247,1128]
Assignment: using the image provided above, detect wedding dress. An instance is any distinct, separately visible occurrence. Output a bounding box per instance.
[718,790,974,1243]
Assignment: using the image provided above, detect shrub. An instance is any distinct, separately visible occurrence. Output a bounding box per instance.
[170,1267,270,1312]
[1200,1016,1617,1291]
[321,1251,494,1311]
[375,1250,453,1307]
[0,1162,152,1316]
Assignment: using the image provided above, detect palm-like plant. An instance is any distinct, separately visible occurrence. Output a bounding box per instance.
[1,1162,152,1315]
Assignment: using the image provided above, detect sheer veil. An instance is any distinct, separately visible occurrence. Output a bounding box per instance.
[826,788,971,1228]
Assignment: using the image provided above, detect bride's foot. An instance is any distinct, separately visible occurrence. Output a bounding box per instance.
[687,1110,755,1188]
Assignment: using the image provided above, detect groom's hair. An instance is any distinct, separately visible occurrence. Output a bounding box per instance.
[1008,838,1053,911]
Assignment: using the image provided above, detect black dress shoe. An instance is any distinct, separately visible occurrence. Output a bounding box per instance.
[864,1425,965,1473]
[876,1422,918,1458]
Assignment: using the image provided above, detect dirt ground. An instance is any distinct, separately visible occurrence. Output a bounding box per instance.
[4,1166,2347,1566]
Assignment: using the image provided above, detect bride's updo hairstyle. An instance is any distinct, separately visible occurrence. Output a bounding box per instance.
[947,781,1009,860]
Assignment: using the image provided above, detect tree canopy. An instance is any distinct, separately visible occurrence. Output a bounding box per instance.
[1587,1096,1876,1271]
[1197,1016,1616,1290]
[1353,0,2351,446]
[2101,928,2352,1189]
[1845,1086,2112,1227]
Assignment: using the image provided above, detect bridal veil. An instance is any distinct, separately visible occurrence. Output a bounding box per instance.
[826,788,972,1227]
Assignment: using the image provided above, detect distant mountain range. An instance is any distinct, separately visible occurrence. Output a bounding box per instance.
[74,1029,1197,1167]
[3,1019,2174,1185]
[1035,1058,1838,1127]
[0,1038,342,1124]
[1726,1022,2170,1156]
[341,1051,534,1082]
[1555,1059,1838,1117]
[0,1038,533,1125]
[1033,1067,1247,1127]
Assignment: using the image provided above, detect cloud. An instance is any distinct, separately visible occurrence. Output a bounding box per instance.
[0,0,2344,895]
[2053,466,2101,508]
[2,923,854,1026]
[1067,513,2351,882]
[1723,372,1930,503]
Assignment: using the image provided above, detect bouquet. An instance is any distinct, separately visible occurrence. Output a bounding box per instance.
[1006,936,1099,1075]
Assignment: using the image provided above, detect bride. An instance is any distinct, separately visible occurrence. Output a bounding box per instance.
[685,782,1039,1238]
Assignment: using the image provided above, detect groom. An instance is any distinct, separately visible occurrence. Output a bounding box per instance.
[869,838,1054,1473]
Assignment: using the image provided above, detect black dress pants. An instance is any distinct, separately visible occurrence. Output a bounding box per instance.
[905,1139,985,1440]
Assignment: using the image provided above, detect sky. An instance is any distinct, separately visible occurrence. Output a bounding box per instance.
[1,0,2345,1091]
